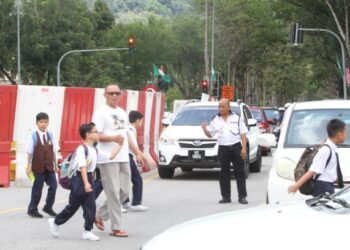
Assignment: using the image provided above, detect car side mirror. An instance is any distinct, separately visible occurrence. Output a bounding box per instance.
[258,134,277,148]
[247,118,257,127]
[162,118,171,126]
[272,127,280,141]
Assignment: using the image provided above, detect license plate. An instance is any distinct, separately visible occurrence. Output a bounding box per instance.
[189,150,204,160]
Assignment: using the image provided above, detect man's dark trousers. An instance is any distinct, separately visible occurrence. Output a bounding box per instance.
[129,153,143,205]
[218,143,247,200]
[28,170,57,213]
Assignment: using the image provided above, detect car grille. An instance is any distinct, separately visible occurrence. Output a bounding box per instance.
[178,140,216,149]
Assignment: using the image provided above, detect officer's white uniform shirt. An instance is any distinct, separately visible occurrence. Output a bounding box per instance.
[310,139,338,182]
[208,112,248,146]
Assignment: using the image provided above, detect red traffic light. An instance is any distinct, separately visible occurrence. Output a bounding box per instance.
[200,80,208,90]
[128,37,135,48]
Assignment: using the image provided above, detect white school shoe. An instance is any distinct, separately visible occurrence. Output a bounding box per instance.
[82,231,100,241]
[130,204,148,212]
[48,218,59,237]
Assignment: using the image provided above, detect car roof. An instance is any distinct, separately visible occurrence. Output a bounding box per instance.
[292,99,350,110]
[184,101,240,107]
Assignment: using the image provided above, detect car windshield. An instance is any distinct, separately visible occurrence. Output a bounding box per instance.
[264,109,279,121]
[285,109,350,147]
[251,109,262,122]
[172,106,240,126]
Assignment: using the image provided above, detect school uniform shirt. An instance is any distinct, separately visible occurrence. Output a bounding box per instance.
[128,124,138,159]
[75,144,110,173]
[310,139,338,183]
[208,112,248,146]
[26,129,59,156]
[92,104,129,163]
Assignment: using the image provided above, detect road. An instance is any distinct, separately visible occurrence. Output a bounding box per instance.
[0,155,273,250]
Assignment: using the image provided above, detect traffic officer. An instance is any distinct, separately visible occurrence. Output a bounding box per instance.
[201,98,248,204]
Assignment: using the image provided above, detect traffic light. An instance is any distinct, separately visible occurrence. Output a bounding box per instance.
[128,37,135,54]
[200,80,208,93]
[290,23,303,45]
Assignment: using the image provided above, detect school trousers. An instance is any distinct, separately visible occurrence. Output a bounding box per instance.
[218,143,247,200]
[28,170,57,213]
[97,162,130,230]
[313,180,334,197]
[54,172,96,231]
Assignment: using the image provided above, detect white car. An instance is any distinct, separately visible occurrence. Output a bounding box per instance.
[141,186,350,250]
[261,100,350,204]
[157,101,262,178]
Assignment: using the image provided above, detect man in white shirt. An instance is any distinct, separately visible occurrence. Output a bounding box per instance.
[92,84,142,237]
[202,98,249,205]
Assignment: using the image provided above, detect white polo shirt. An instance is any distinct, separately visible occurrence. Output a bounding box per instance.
[208,112,248,146]
[310,139,338,183]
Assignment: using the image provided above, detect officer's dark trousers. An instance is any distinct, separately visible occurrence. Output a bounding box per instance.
[28,170,57,213]
[218,143,247,200]
[313,180,334,197]
[55,172,96,231]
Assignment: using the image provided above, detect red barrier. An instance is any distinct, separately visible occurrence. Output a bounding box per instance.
[59,87,95,159]
[0,86,18,187]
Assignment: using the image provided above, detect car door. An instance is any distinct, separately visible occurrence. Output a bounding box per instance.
[242,105,259,161]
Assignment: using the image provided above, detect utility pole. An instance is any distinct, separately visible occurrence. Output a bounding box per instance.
[204,1,209,83]
[17,0,21,85]
[57,48,129,86]
[210,0,215,95]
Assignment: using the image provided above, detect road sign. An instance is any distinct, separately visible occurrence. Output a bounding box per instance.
[143,84,157,92]
[221,85,234,101]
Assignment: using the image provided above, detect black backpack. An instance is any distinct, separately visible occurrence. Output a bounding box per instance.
[294,144,331,195]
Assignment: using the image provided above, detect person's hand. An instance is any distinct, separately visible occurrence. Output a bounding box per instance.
[288,184,298,194]
[26,166,32,177]
[240,148,247,160]
[136,153,144,166]
[85,183,92,193]
[112,135,124,144]
[201,122,208,131]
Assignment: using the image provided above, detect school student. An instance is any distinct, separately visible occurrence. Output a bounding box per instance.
[288,119,346,197]
[48,122,122,241]
[26,112,59,218]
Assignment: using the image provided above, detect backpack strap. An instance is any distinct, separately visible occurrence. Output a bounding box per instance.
[314,144,332,181]
[32,131,53,147]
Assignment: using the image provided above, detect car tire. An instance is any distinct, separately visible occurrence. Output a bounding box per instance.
[250,146,262,173]
[158,167,175,179]
[181,167,193,172]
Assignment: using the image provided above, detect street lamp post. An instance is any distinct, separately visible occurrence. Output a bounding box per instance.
[17,0,21,85]
[57,48,129,86]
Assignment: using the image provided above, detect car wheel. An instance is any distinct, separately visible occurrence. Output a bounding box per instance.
[250,146,262,173]
[181,167,193,172]
[158,167,175,179]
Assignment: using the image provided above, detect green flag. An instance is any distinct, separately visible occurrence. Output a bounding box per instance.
[152,64,171,83]
[336,56,344,76]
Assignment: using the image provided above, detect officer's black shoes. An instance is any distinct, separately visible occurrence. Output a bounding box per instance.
[43,207,58,217]
[27,210,44,218]
[219,198,232,204]
[238,197,248,205]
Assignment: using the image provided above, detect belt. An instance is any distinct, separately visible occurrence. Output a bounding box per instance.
[219,142,241,147]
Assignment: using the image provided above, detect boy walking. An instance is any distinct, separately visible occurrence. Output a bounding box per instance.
[48,122,122,241]
[26,112,59,218]
[288,119,346,196]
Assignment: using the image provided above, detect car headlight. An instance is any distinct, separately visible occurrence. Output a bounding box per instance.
[159,135,177,145]
[275,157,296,181]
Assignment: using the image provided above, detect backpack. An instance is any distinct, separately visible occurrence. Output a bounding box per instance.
[294,144,331,195]
[59,144,95,190]
[32,131,53,146]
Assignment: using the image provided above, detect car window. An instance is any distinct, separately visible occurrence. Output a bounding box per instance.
[264,109,279,121]
[243,106,252,120]
[284,109,350,147]
[251,109,262,122]
[172,106,240,126]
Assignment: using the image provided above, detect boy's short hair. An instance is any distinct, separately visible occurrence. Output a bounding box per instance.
[327,119,346,138]
[79,122,96,140]
[36,112,49,122]
[129,111,144,123]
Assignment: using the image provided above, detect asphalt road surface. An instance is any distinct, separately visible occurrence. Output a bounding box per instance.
[0,154,273,250]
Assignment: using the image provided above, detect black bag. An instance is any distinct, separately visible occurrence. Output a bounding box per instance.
[294,144,331,195]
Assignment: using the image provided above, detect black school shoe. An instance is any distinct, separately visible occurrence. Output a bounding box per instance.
[27,210,44,218]
[42,207,57,217]
[238,197,248,204]
[219,198,232,204]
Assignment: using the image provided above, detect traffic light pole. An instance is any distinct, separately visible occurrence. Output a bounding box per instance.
[57,47,129,87]
[297,28,347,99]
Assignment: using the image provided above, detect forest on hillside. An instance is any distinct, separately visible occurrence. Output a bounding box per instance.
[1,0,349,106]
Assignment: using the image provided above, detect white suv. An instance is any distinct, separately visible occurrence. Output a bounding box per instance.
[157,101,262,178]
[259,100,350,204]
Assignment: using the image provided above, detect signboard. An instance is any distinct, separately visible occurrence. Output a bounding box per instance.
[221,85,234,101]
[143,84,157,92]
